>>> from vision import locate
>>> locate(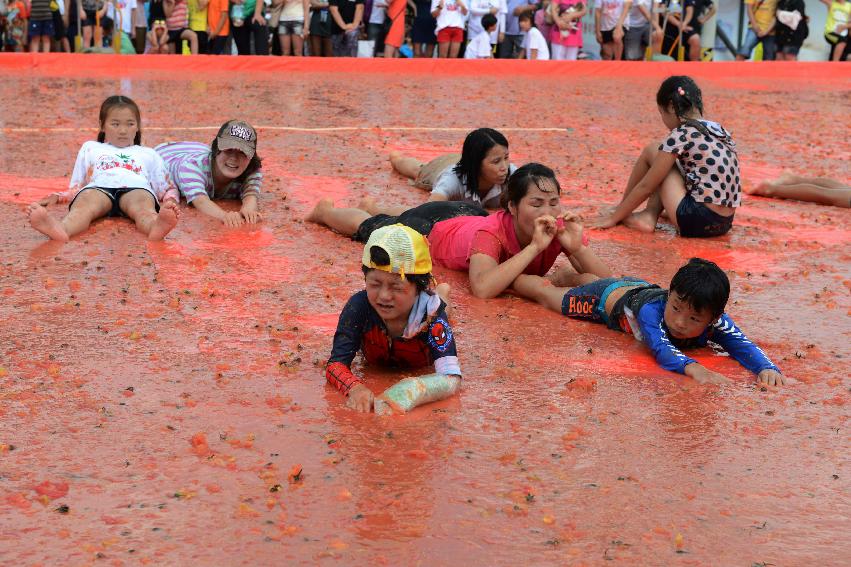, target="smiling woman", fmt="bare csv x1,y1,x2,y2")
156,119,264,227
